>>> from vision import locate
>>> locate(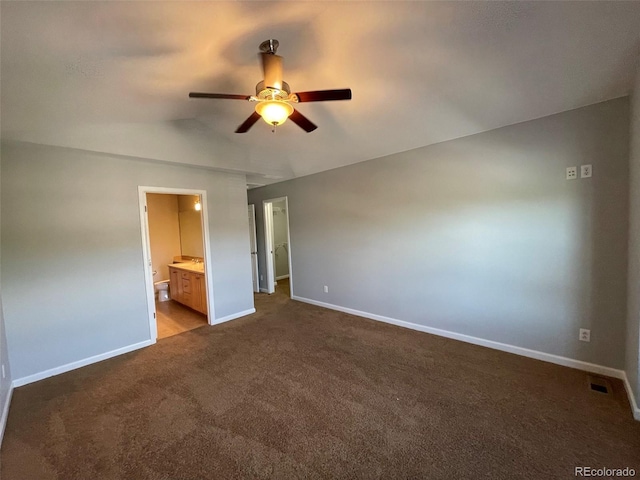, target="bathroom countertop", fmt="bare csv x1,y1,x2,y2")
169,262,205,273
